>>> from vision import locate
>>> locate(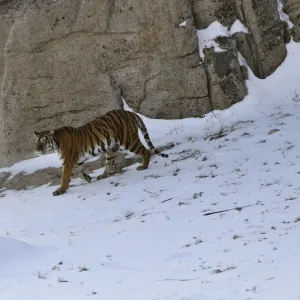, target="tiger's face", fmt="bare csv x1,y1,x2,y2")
34,130,56,155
